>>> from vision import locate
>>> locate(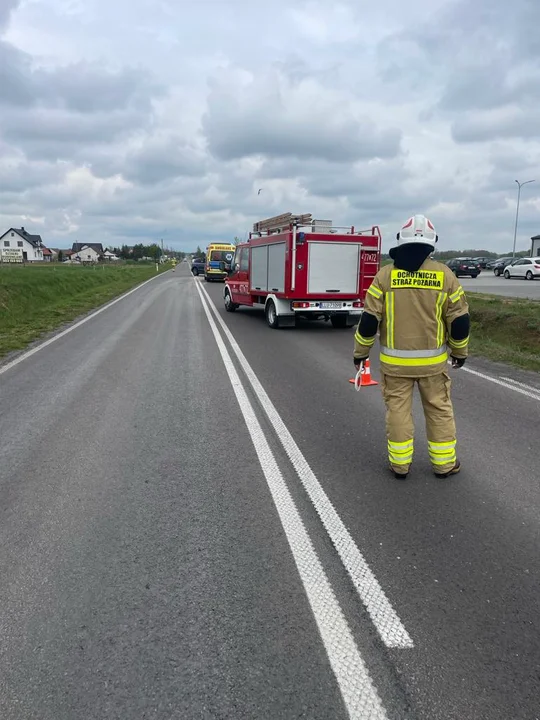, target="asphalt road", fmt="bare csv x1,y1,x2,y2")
459,273,540,299
1,263,539,720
